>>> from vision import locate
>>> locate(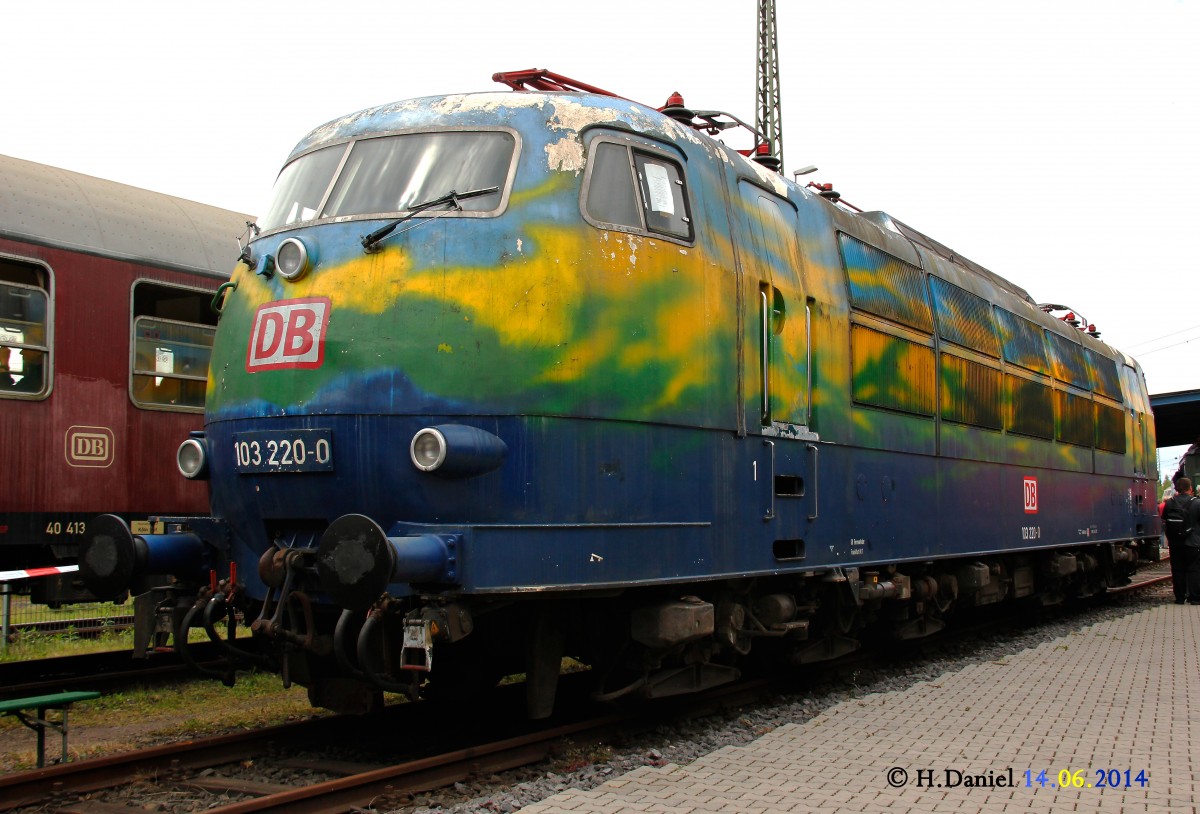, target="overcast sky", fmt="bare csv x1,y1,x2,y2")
4,1,1197,471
